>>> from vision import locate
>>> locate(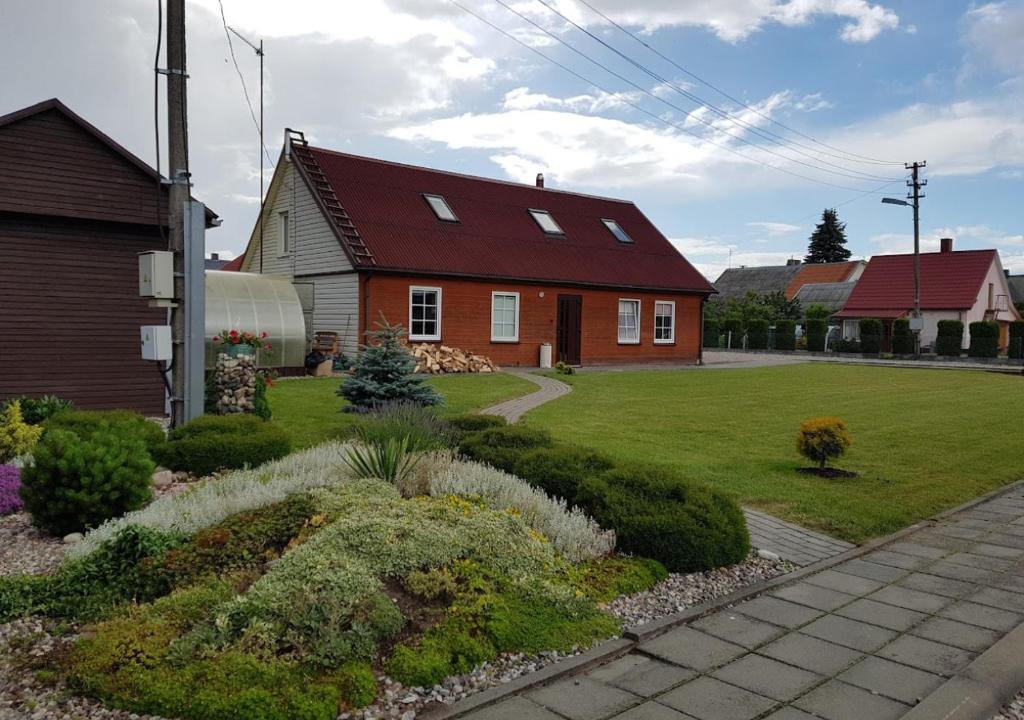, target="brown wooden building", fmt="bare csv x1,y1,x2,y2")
0,99,215,414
